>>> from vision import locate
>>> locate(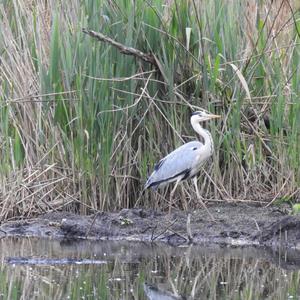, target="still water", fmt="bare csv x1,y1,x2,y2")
0,237,299,299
